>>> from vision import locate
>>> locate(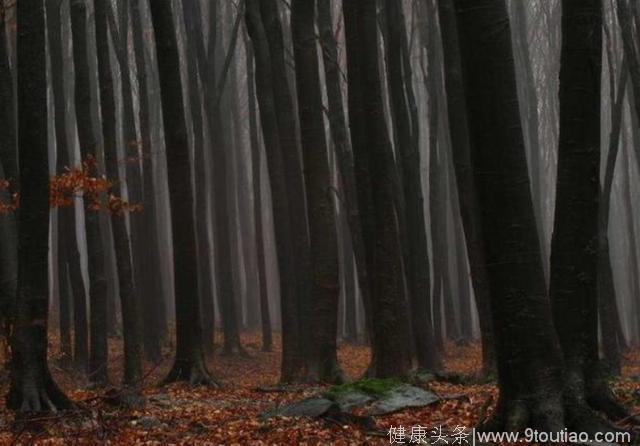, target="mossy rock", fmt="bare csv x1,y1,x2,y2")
326,378,403,399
